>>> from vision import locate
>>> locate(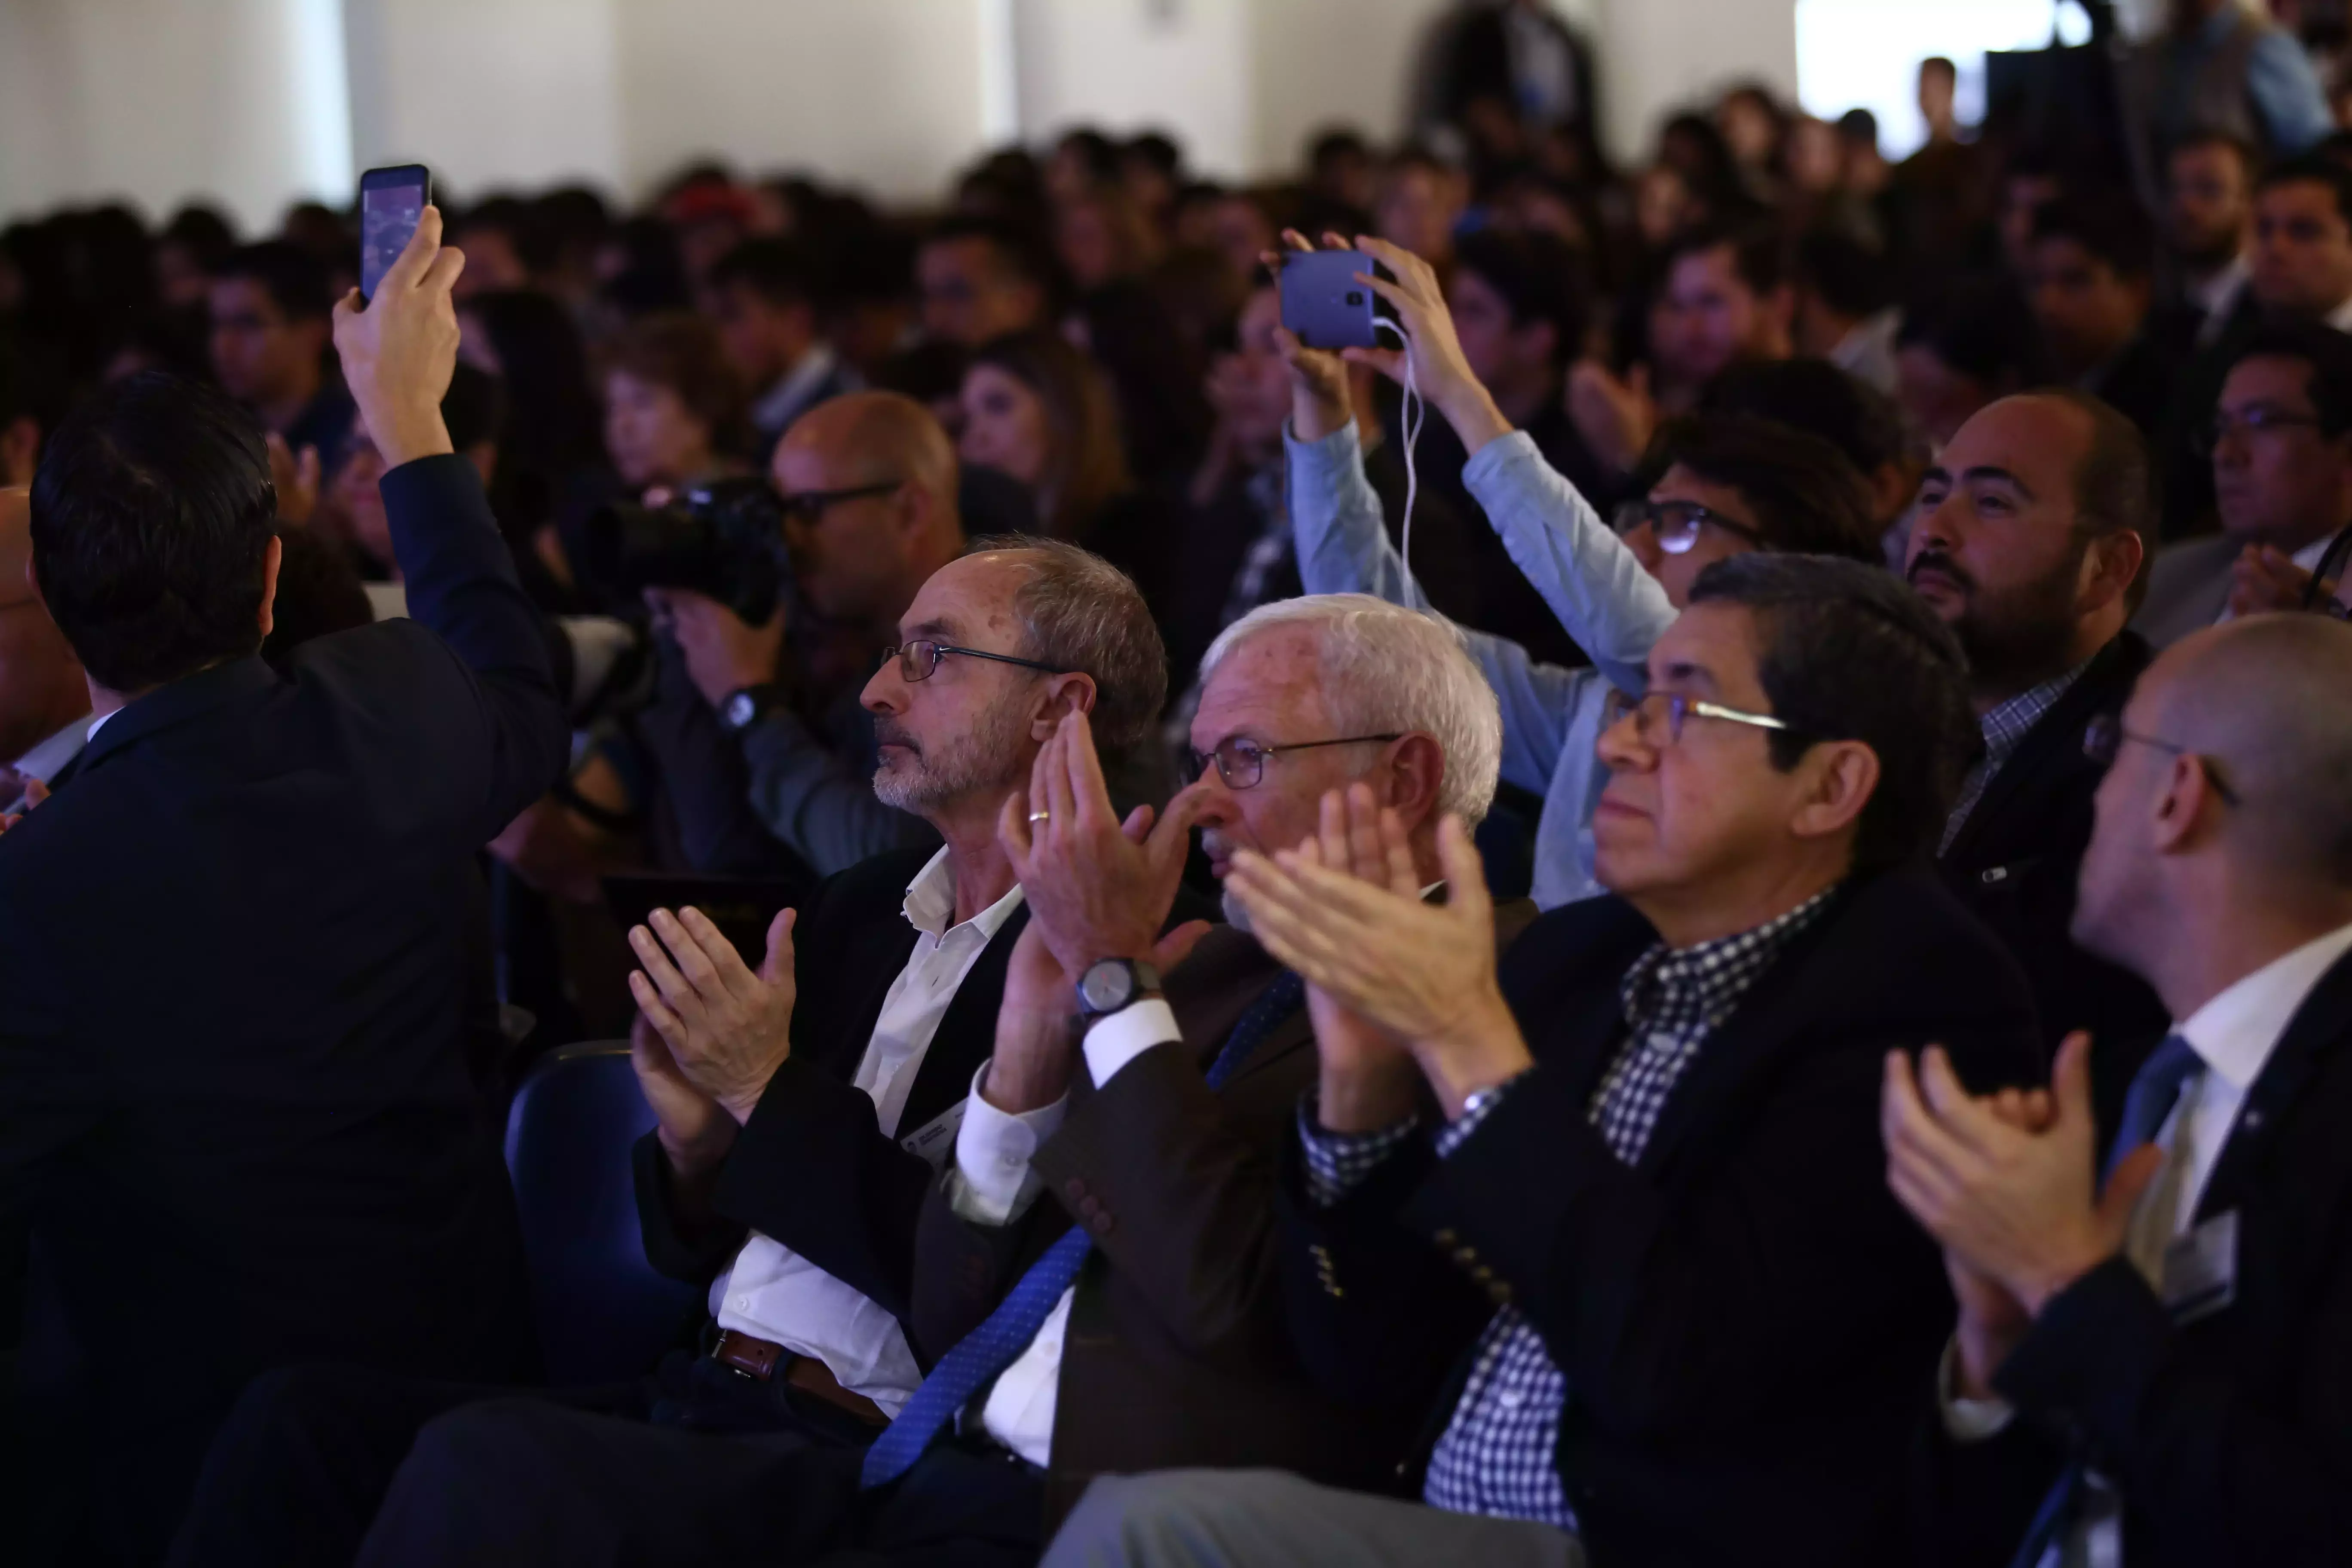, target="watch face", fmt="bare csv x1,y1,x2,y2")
1078,961,1131,1013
